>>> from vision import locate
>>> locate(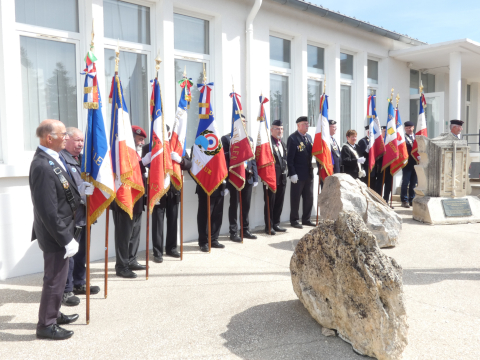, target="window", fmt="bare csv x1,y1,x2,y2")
411,70,435,94
174,14,209,54
367,59,378,85
270,74,289,134
421,73,435,93
340,85,352,137
467,84,471,102
270,36,291,69
104,49,148,133
307,80,323,127
410,70,419,95
174,13,211,149
15,0,79,32
307,45,324,74
340,53,353,80
104,0,151,44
